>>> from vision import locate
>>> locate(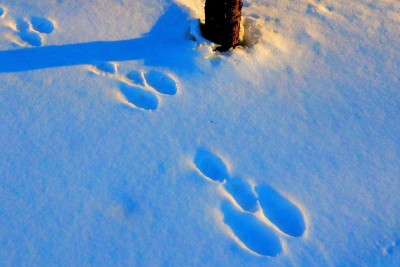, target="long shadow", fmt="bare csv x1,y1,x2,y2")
0,2,197,73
